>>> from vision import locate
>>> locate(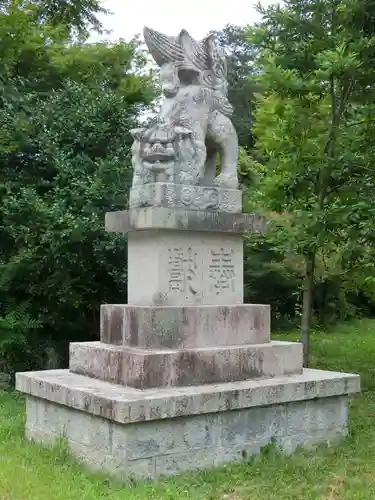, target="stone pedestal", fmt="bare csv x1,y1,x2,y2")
16,202,360,480
105,207,263,307
127,229,243,305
